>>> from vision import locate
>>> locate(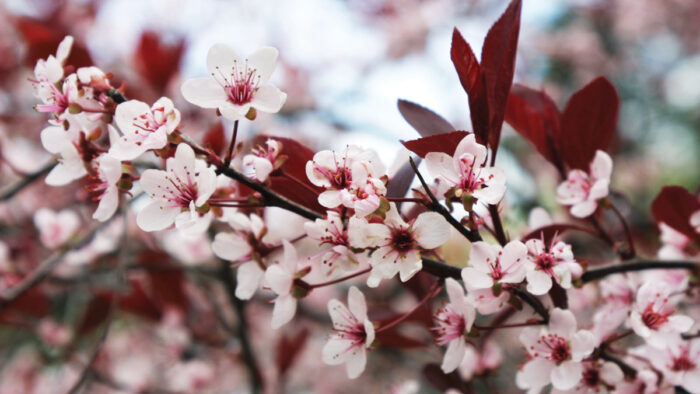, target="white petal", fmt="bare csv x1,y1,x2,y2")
461,267,493,290
93,187,119,222
139,169,171,197
570,330,596,360
45,160,86,186
318,190,342,208
345,348,367,379
235,262,264,300
251,85,286,114
181,78,227,109
445,277,466,309
114,100,151,132
425,152,459,185
40,126,72,154
517,359,554,389
526,270,552,295
570,200,597,218
590,150,613,181
270,294,297,329
247,46,278,84
265,264,293,295
136,201,179,232
206,43,241,76
599,362,624,384
218,102,250,121
413,212,450,249
347,287,368,322
441,337,467,373
212,232,251,261
280,239,298,274
454,134,486,166
549,308,577,338
398,251,422,282
322,338,353,366
327,299,352,328
550,361,582,390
